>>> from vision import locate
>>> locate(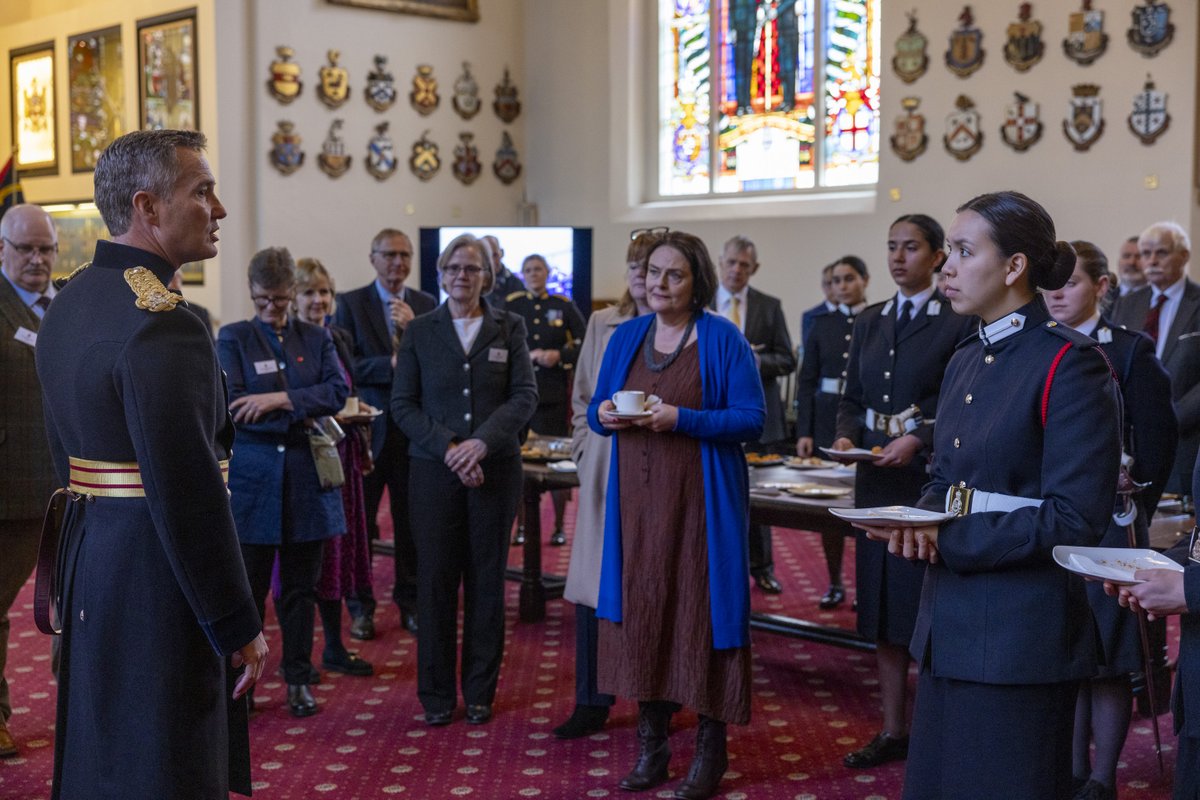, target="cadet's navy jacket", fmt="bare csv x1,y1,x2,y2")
795,308,856,448
912,298,1122,684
